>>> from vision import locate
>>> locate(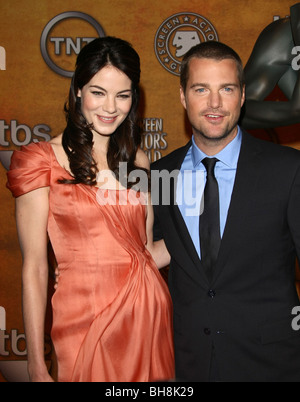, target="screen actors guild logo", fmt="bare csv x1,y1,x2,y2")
154,12,218,76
